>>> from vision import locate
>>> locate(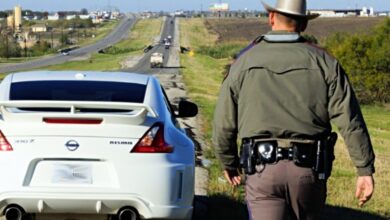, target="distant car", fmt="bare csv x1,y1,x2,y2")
167,35,172,43
143,45,153,53
61,51,69,56
164,41,171,49
0,71,198,220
